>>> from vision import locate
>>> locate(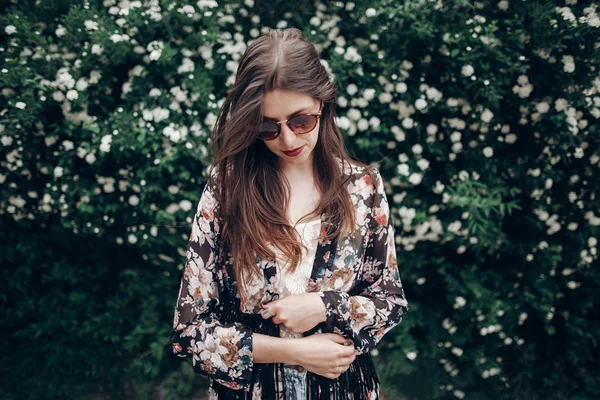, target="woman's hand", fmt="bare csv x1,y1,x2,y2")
291,333,356,379
260,292,326,333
